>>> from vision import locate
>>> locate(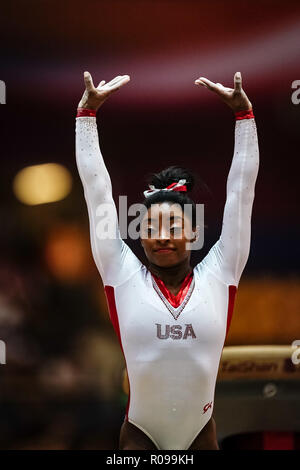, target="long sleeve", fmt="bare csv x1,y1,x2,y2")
200,114,259,287
75,116,142,287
